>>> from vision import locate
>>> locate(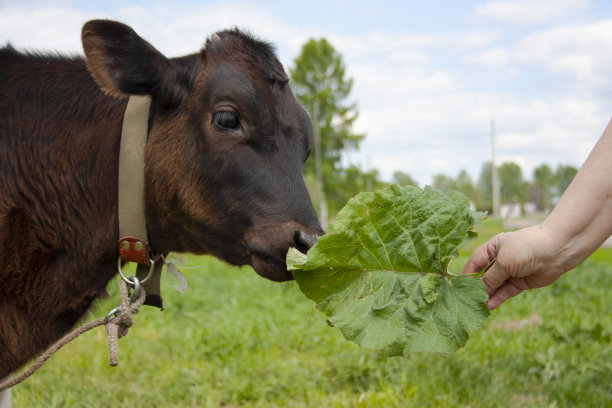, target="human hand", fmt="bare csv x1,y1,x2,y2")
462,225,567,309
